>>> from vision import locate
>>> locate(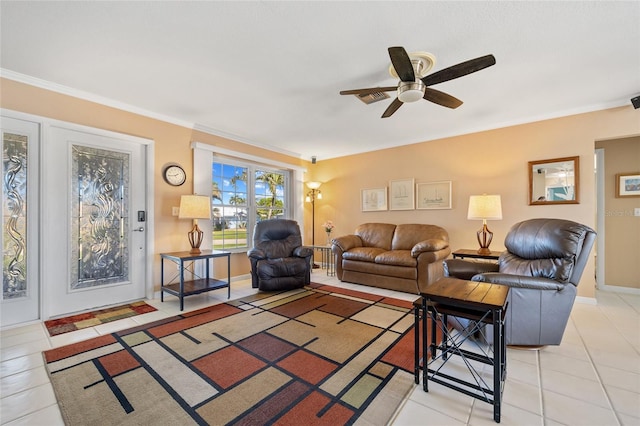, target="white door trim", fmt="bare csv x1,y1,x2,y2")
1,109,155,320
